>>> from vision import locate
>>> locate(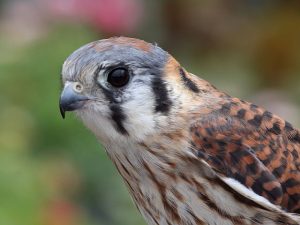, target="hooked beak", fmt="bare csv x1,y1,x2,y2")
59,82,90,119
